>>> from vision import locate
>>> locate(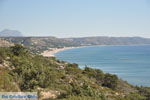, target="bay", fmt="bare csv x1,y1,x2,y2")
55,45,150,86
